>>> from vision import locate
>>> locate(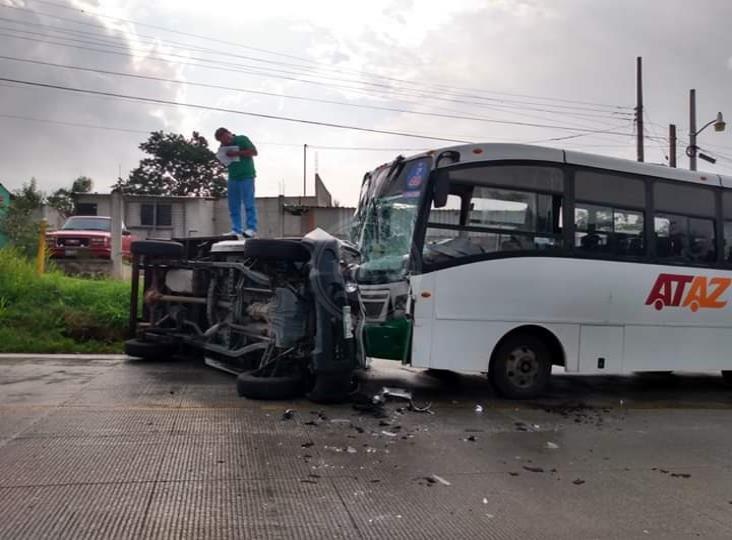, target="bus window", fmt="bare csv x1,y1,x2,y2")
574,204,644,256
422,165,563,266
725,222,732,262
655,214,716,263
